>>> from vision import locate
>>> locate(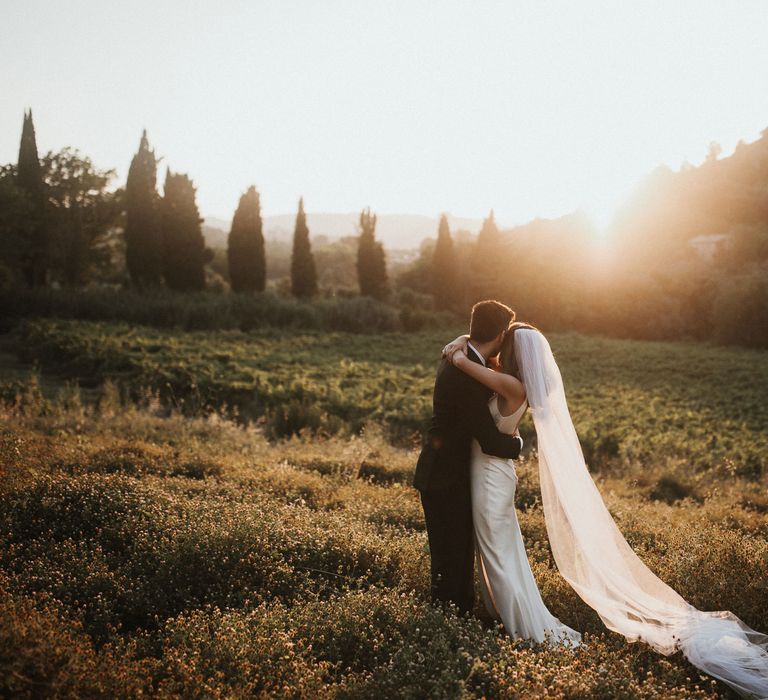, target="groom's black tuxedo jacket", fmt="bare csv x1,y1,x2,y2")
413,347,522,492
